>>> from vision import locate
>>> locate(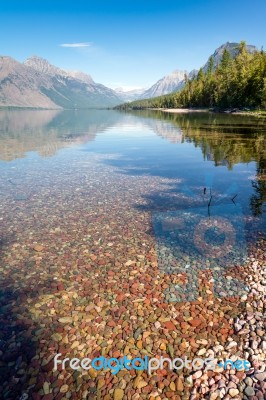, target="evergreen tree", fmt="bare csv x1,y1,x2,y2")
116,42,266,111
